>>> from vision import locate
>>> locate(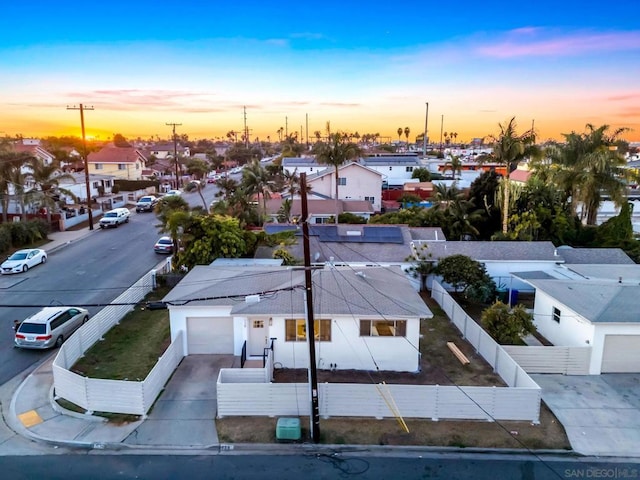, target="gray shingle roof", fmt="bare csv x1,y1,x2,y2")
162,265,432,318
564,264,640,282
421,241,559,261
526,279,640,323
556,246,635,264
